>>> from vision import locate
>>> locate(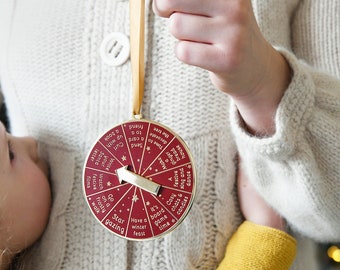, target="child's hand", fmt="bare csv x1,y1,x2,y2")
153,0,291,134
238,158,286,231
153,0,266,95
